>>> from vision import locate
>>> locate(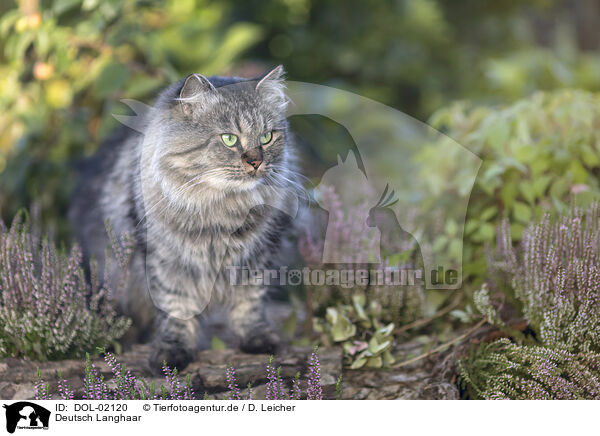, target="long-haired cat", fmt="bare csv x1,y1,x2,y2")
69,65,298,372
